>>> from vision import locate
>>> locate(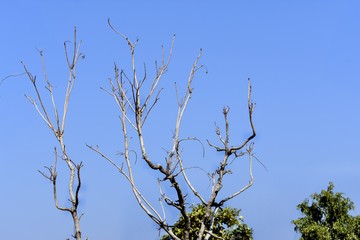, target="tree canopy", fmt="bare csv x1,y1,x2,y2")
161,204,253,240
292,182,360,240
